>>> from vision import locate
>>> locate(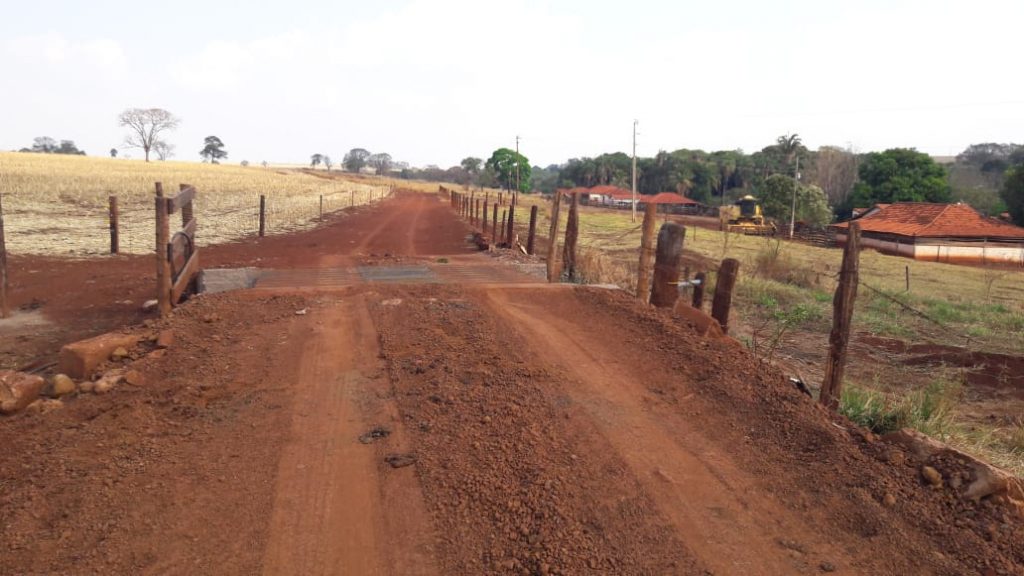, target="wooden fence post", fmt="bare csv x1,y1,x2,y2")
546,191,564,282
320,195,324,222
692,271,706,310
500,209,507,244
563,193,580,280
820,223,861,410
506,201,516,247
492,203,499,243
636,201,658,301
154,183,171,317
711,258,740,333
650,222,686,307
0,192,9,319
259,194,267,237
527,205,539,255
483,200,489,235
108,195,120,255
